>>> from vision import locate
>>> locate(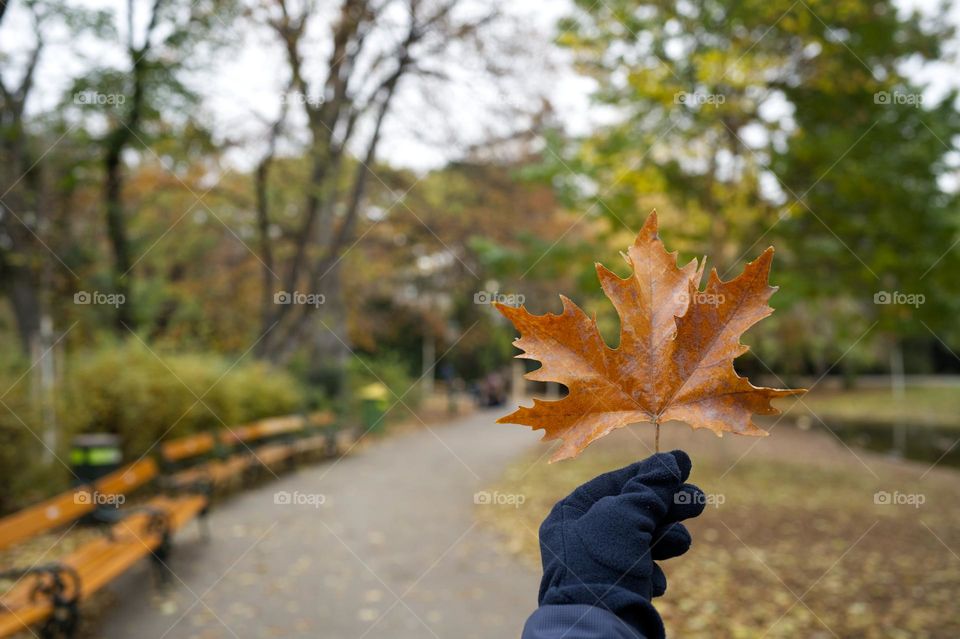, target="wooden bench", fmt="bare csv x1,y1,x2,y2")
228,414,304,471
160,411,337,493
0,459,206,638
238,412,336,467
294,412,338,456
158,431,233,494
